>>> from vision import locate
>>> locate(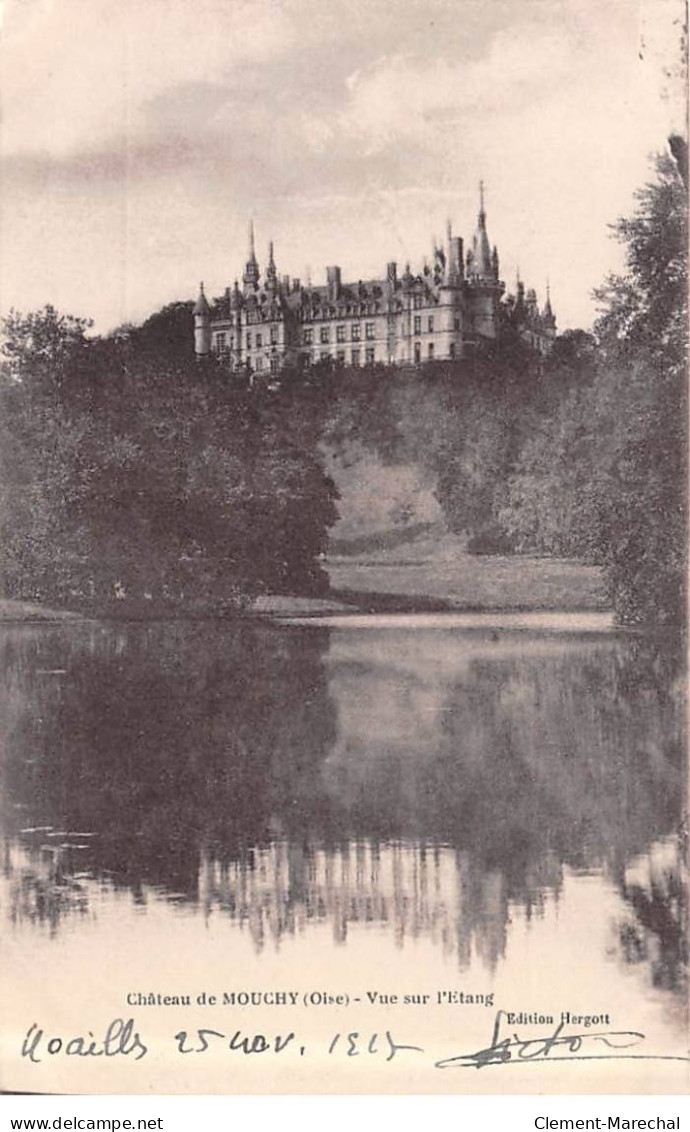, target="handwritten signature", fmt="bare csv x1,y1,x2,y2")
434,1011,688,1070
